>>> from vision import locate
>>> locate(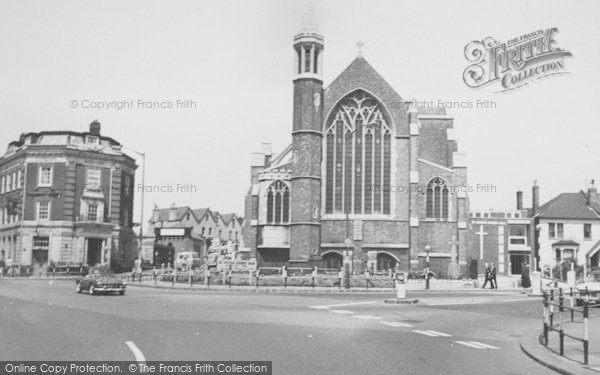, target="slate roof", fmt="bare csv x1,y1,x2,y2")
537,192,600,220
154,206,190,222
